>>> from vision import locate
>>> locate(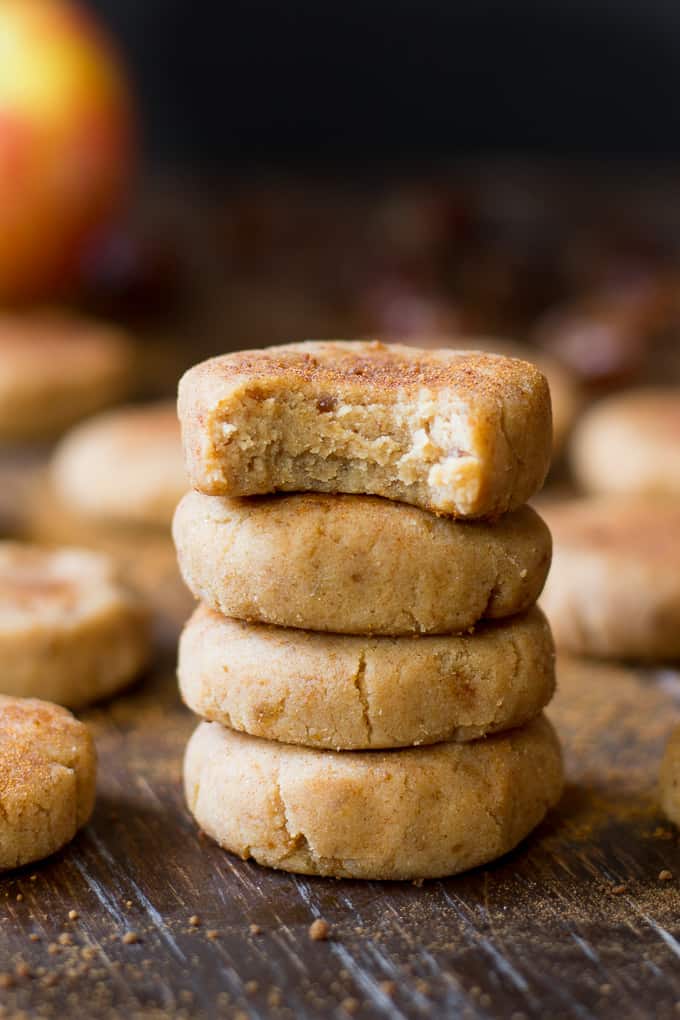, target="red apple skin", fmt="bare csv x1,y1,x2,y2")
0,0,135,301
